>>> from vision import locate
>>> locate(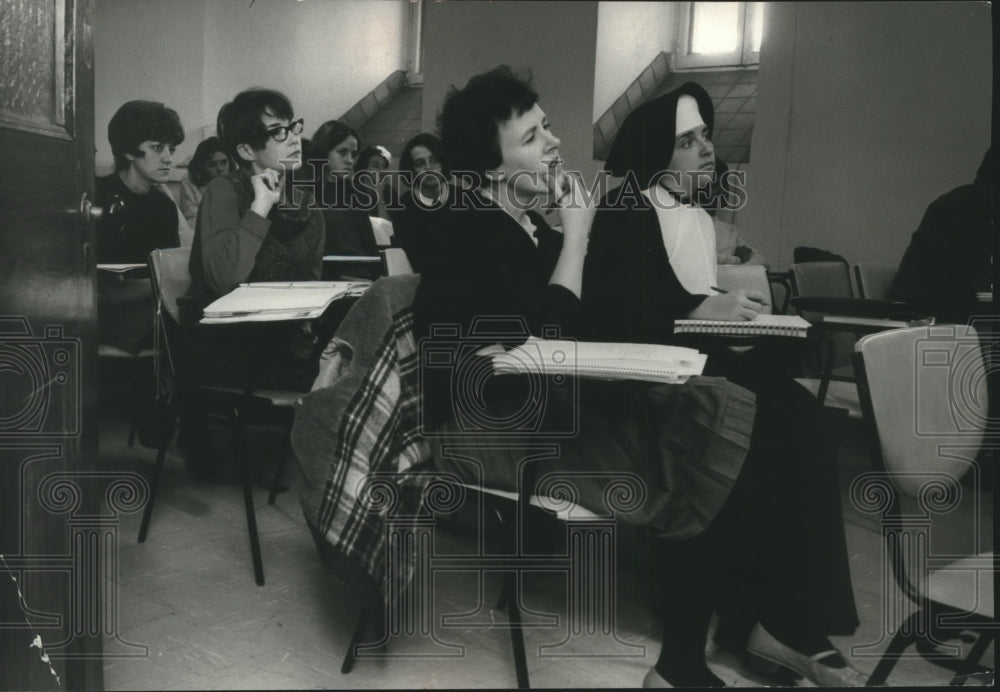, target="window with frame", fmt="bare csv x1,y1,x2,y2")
675,2,763,70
